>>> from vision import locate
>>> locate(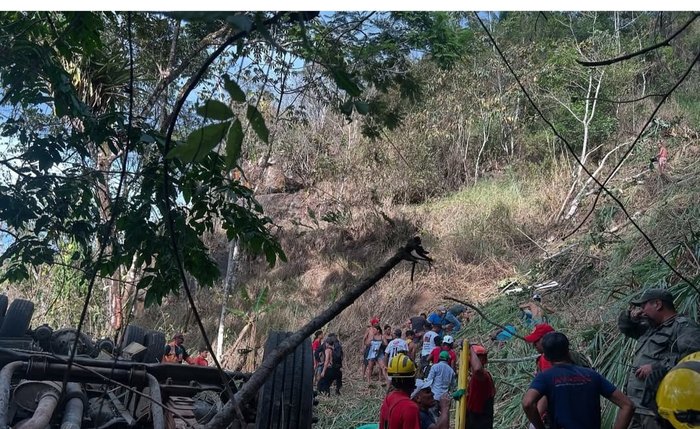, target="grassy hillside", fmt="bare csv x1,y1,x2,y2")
310,140,700,428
